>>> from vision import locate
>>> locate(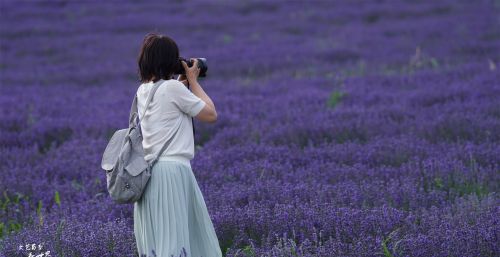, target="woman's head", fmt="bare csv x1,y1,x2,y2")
137,33,179,83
